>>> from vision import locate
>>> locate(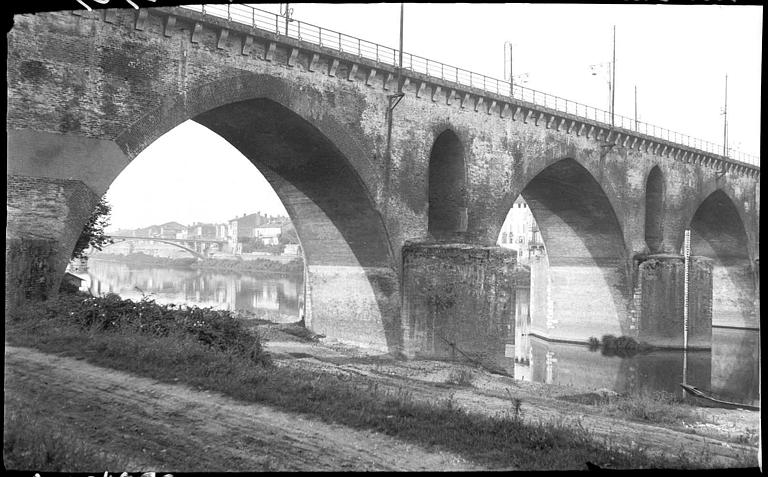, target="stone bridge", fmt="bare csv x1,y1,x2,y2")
6,6,759,357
